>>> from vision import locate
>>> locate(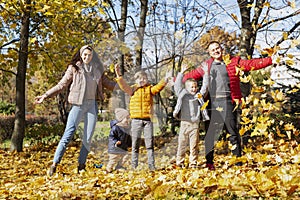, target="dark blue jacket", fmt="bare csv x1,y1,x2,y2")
108,120,131,154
